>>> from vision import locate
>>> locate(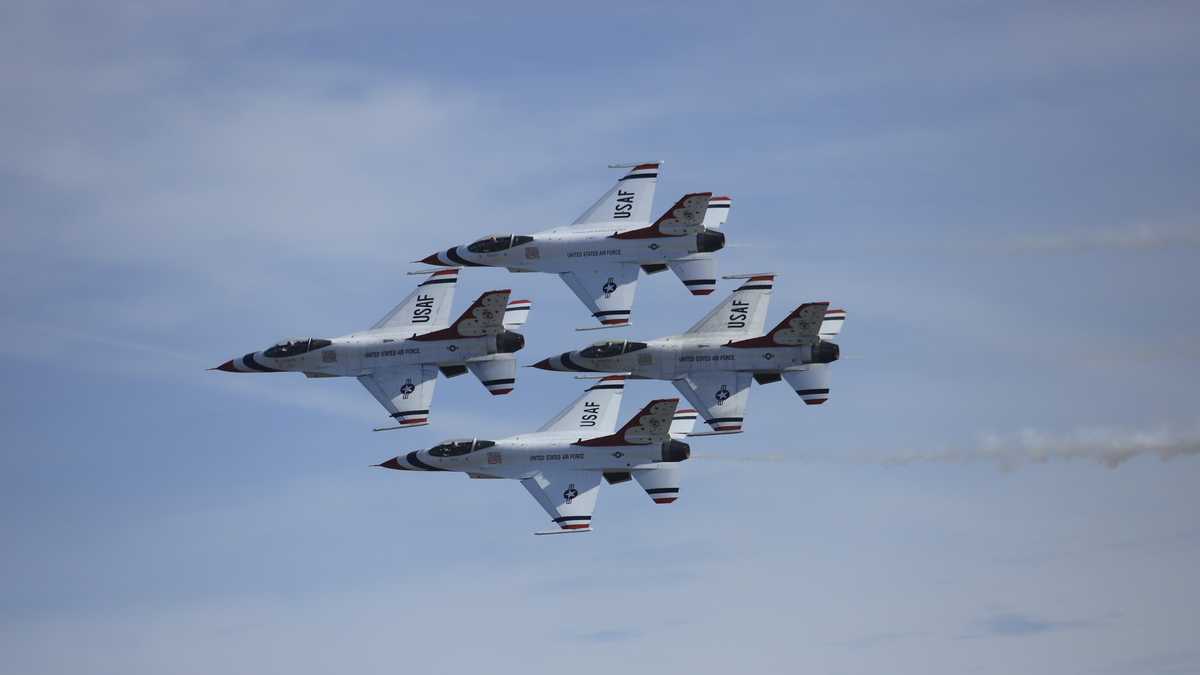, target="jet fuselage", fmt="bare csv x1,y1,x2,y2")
379,432,690,478
216,328,524,377
534,334,839,379
421,225,725,273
